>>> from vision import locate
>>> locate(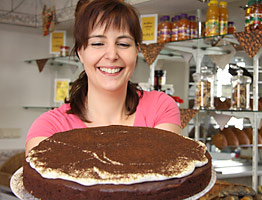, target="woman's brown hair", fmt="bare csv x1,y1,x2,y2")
66,0,143,122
